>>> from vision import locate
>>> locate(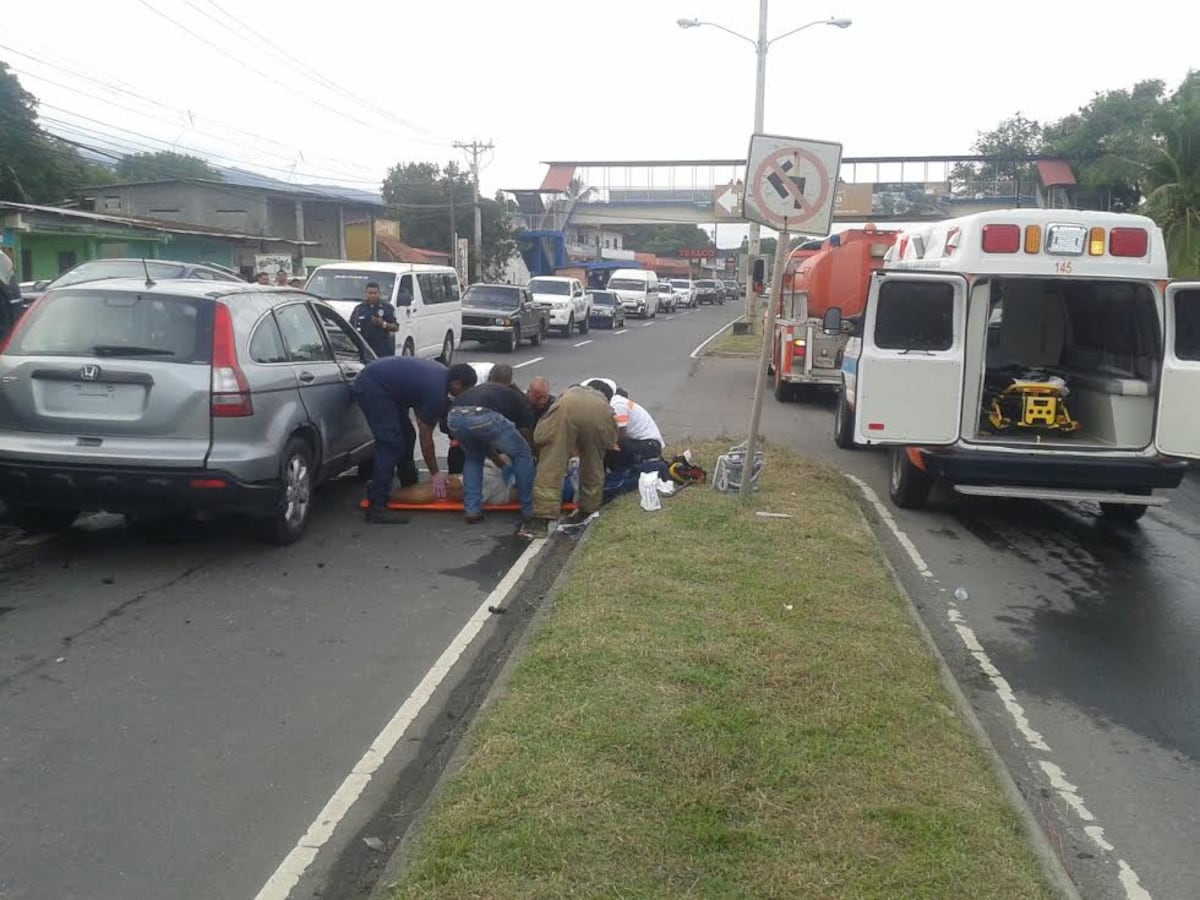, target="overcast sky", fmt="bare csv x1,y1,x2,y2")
4,0,1198,247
